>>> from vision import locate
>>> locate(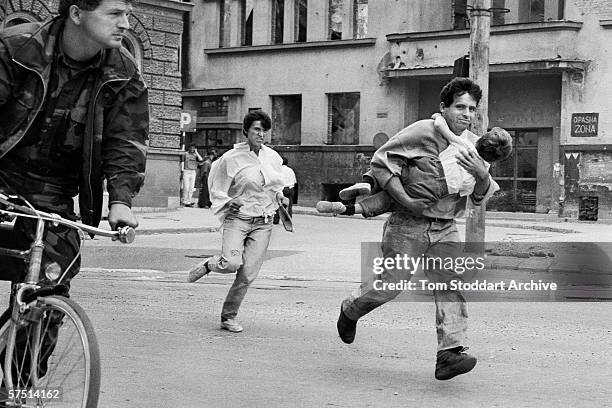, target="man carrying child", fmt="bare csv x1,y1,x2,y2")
326,77,511,381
